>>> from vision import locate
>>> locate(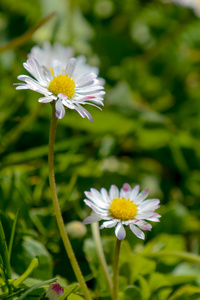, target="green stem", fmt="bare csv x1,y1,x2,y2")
48,104,92,300
91,223,113,299
113,239,121,300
